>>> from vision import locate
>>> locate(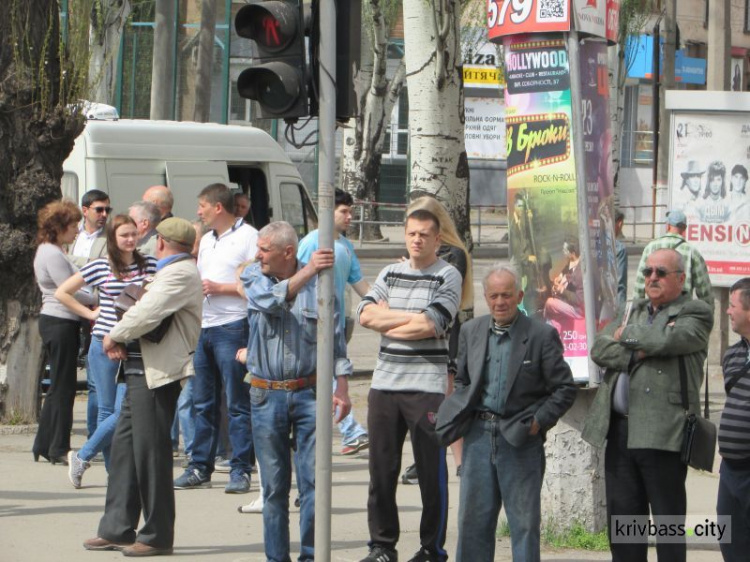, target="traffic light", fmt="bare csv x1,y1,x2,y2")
235,0,309,120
